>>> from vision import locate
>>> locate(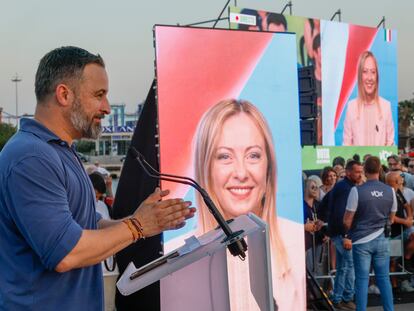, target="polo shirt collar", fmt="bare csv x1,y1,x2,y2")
20,118,68,145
